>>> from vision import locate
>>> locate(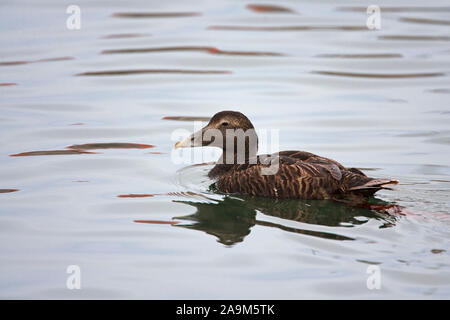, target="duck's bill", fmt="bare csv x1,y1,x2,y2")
174,136,192,149
174,130,203,149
